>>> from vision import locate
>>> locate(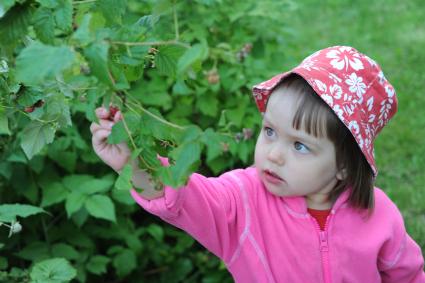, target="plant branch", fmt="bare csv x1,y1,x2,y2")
72,0,97,4
123,93,185,131
111,40,190,49
173,1,179,41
